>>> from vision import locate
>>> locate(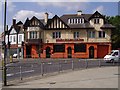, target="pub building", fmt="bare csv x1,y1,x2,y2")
23,10,115,58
